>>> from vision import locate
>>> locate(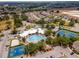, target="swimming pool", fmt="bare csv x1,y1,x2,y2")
26,34,46,43
8,45,25,58
56,30,77,38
